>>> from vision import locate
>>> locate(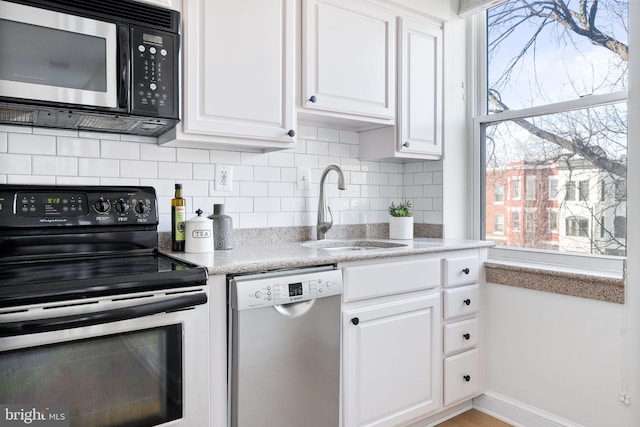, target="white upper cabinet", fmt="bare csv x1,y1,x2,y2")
397,16,443,157
301,0,396,124
158,0,296,151
360,14,443,161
